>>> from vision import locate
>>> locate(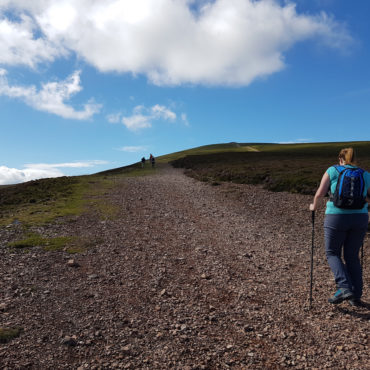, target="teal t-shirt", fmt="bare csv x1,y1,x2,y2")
325,165,370,214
